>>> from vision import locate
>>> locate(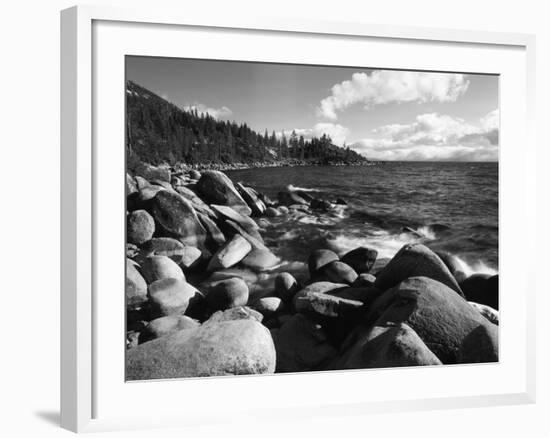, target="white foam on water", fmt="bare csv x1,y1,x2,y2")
416,225,436,240
454,256,498,276
327,231,417,259
280,229,300,241
287,184,320,192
